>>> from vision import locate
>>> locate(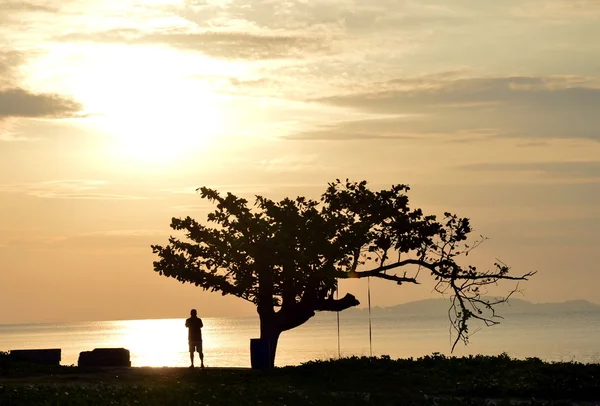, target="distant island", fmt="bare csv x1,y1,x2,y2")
344,298,600,317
